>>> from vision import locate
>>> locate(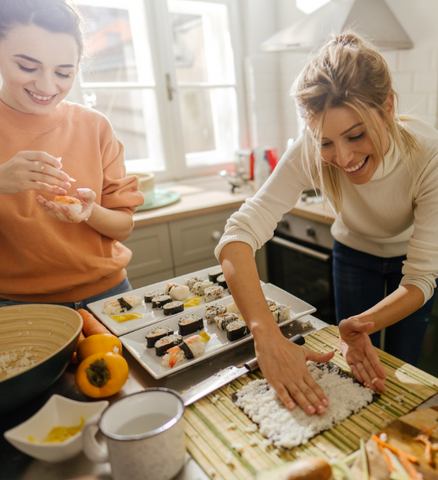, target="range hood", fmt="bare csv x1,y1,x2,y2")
261,0,413,52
